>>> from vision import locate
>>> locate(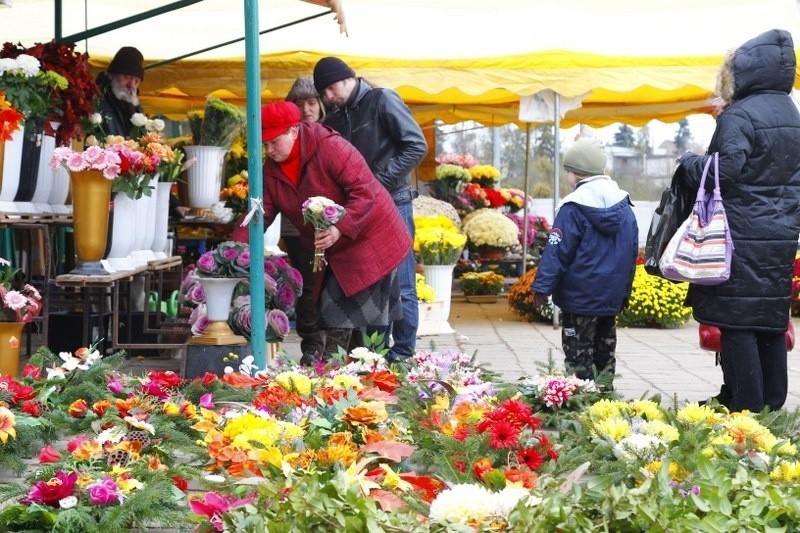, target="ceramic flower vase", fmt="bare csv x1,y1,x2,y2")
184,145,226,215
140,174,160,255
188,277,247,346
48,161,71,215
31,120,59,212
0,321,24,377
69,169,112,276
14,116,46,212
105,192,137,271
422,264,456,334
151,181,174,257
